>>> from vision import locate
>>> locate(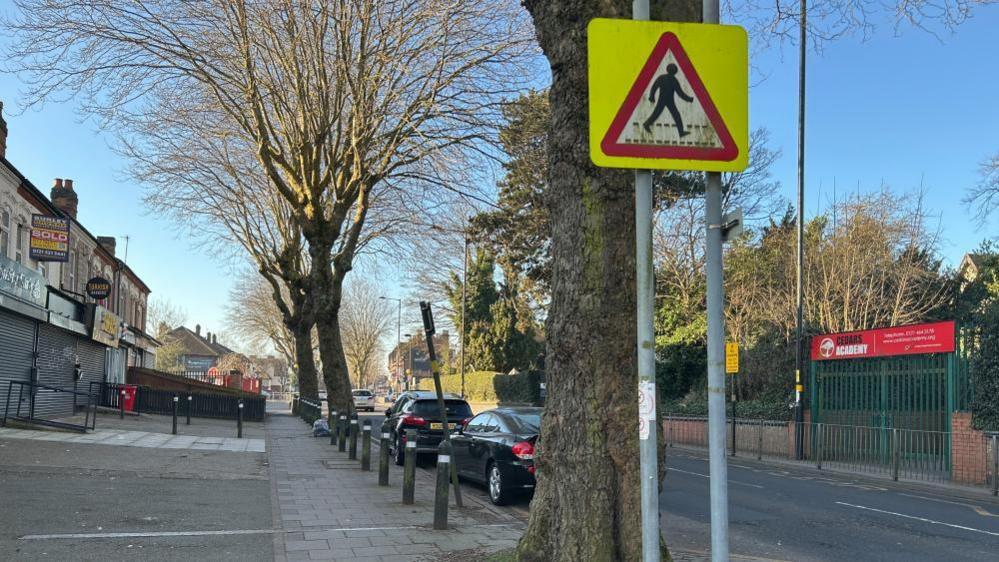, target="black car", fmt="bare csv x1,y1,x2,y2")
451,407,541,505
384,391,473,466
